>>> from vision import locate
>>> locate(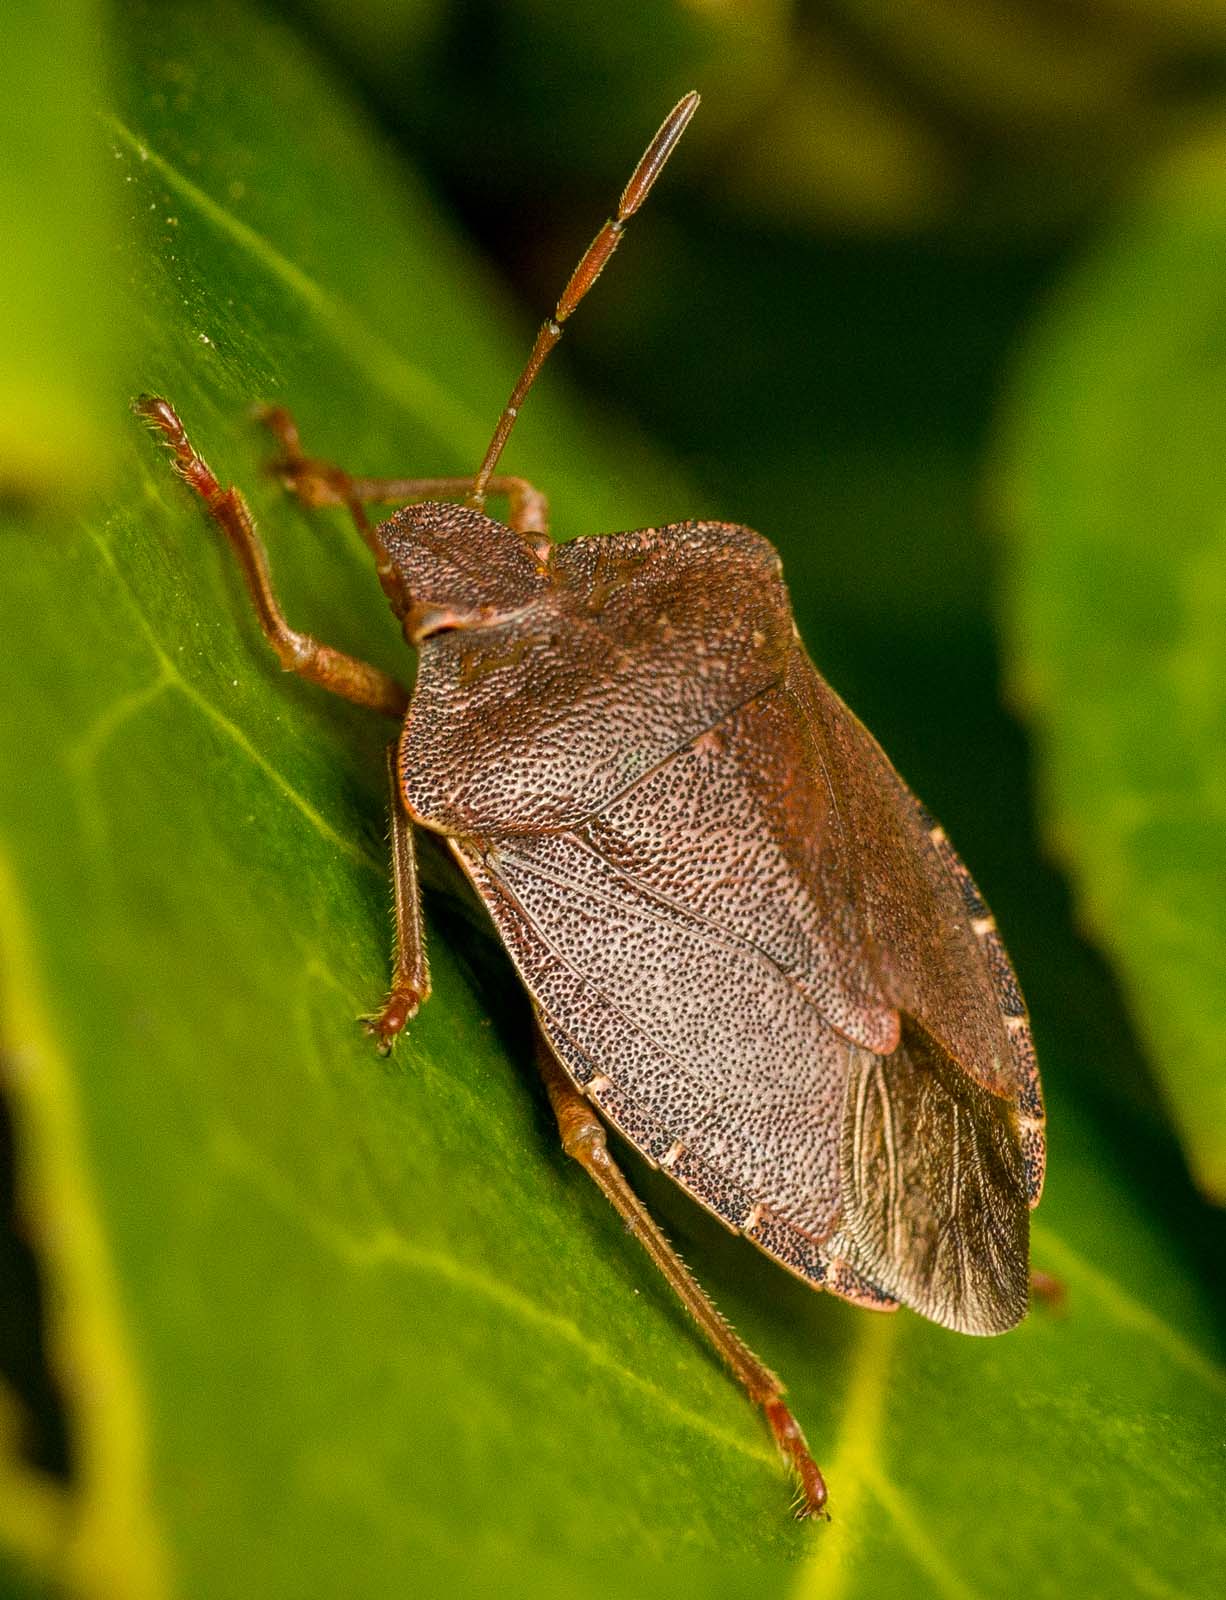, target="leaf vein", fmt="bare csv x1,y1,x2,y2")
65,665,177,774
794,1313,896,1598
84,521,383,875
0,849,171,1599
863,1467,985,1600
104,114,489,457
210,1124,778,1471
1032,1224,1225,1394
